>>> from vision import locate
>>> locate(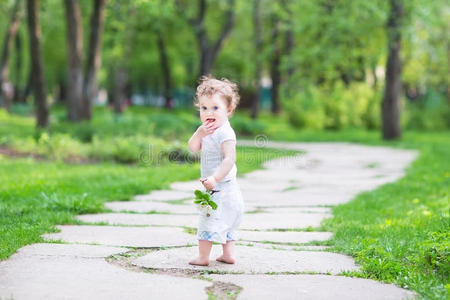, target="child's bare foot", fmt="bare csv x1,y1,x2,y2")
189,257,209,266
216,255,235,264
